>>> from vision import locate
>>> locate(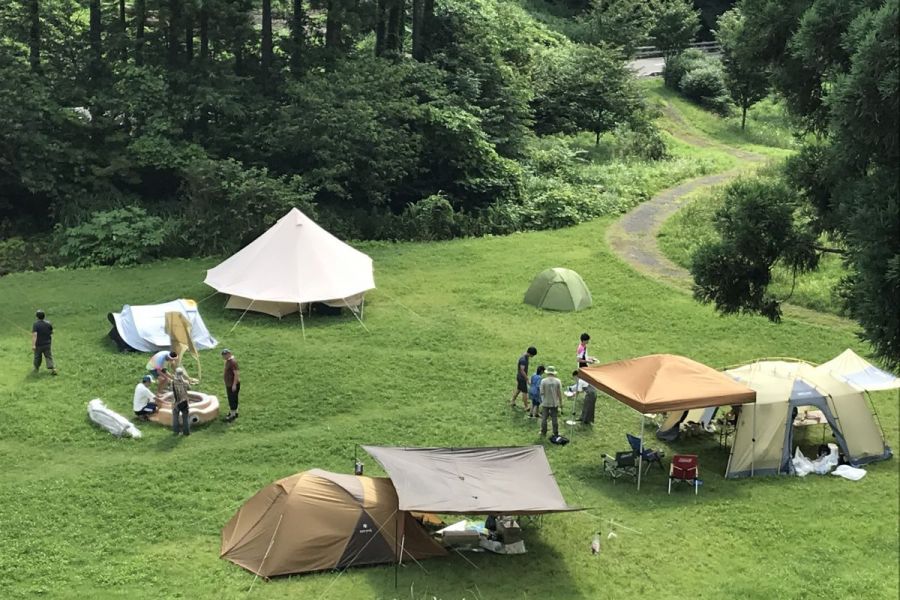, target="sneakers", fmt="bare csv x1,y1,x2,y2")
224,413,239,423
